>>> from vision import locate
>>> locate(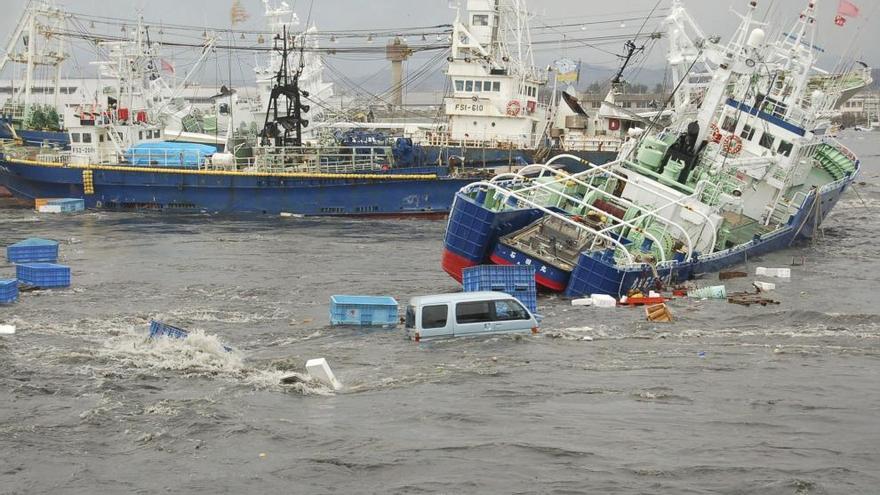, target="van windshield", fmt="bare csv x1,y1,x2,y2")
404,305,415,328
